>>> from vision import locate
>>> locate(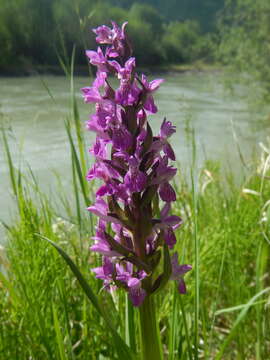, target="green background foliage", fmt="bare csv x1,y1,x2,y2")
0,0,225,72
217,0,270,100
